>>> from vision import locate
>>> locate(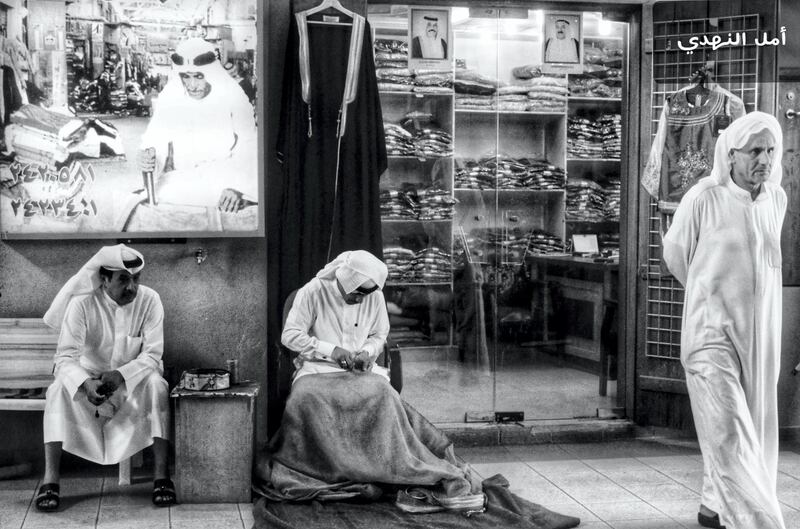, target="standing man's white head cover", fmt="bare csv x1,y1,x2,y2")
43,244,145,329
315,250,388,294
711,110,783,187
